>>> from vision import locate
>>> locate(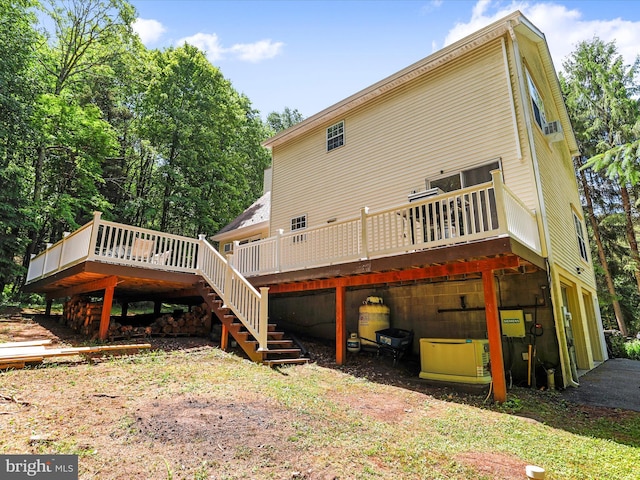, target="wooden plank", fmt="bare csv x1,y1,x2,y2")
0,340,52,348
483,269,506,403
0,344,151,362
0,346,47,358
0,361,29,370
